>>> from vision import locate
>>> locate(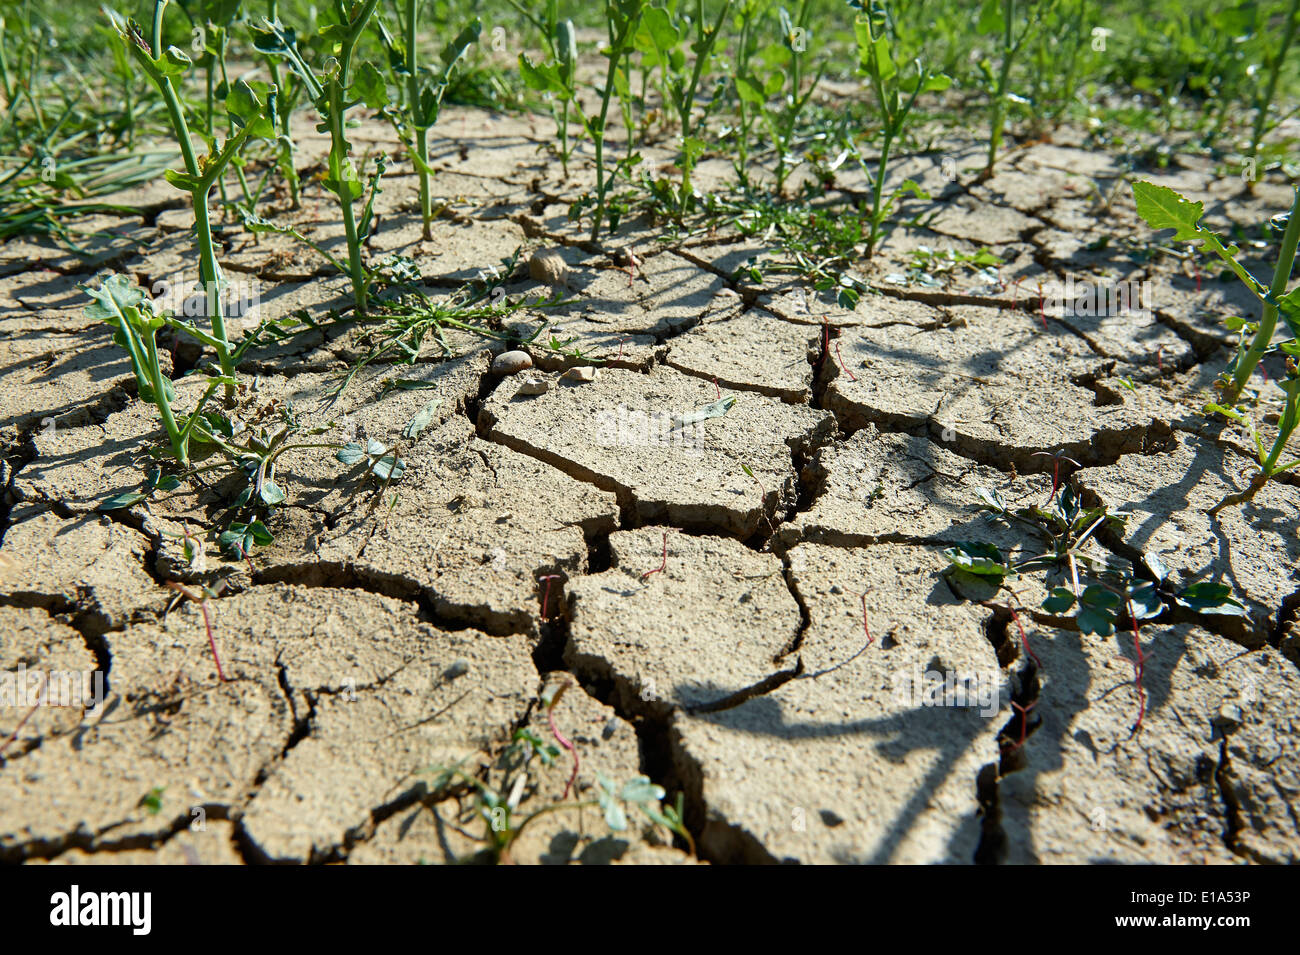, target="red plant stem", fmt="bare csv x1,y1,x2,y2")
1038,282,1047,330
231,538,255,576
641,532,668,580
834,340,857,381
538,574,562,618
0,672,47,758
547,691,579,800
860,594,873,647
1156,346,1164,376
166,581,227,682
1008,605,1041,669
1194,259,1202,292
1123,599,1148,733
714,377,721,399
1007,699,1037,750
